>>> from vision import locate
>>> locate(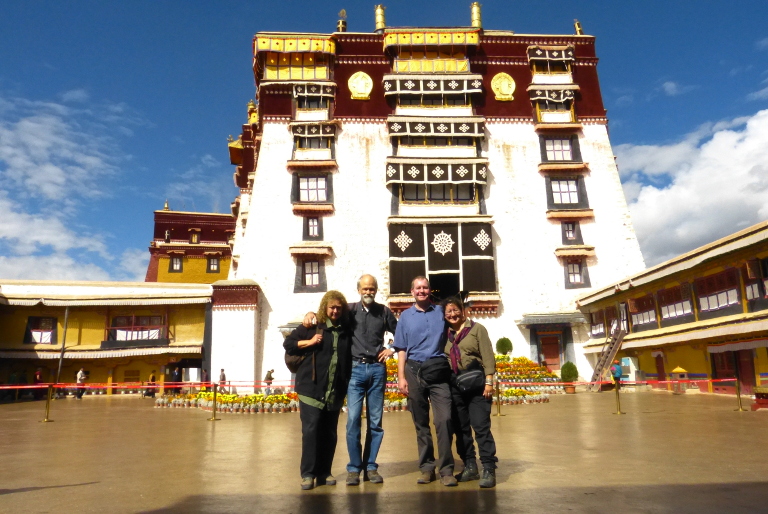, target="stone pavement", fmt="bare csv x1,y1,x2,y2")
1,391,766,513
